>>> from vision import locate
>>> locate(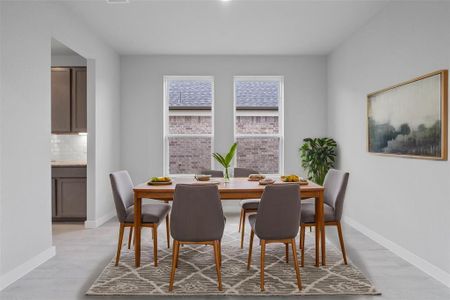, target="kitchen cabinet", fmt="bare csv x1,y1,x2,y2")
52,166,87,222
51,67,87,133
51,68,71,133
71,68,87,132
